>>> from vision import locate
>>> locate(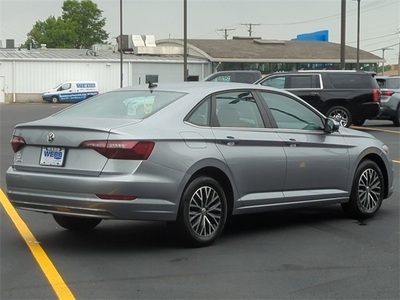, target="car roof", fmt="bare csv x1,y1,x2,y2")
116,81,272,94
